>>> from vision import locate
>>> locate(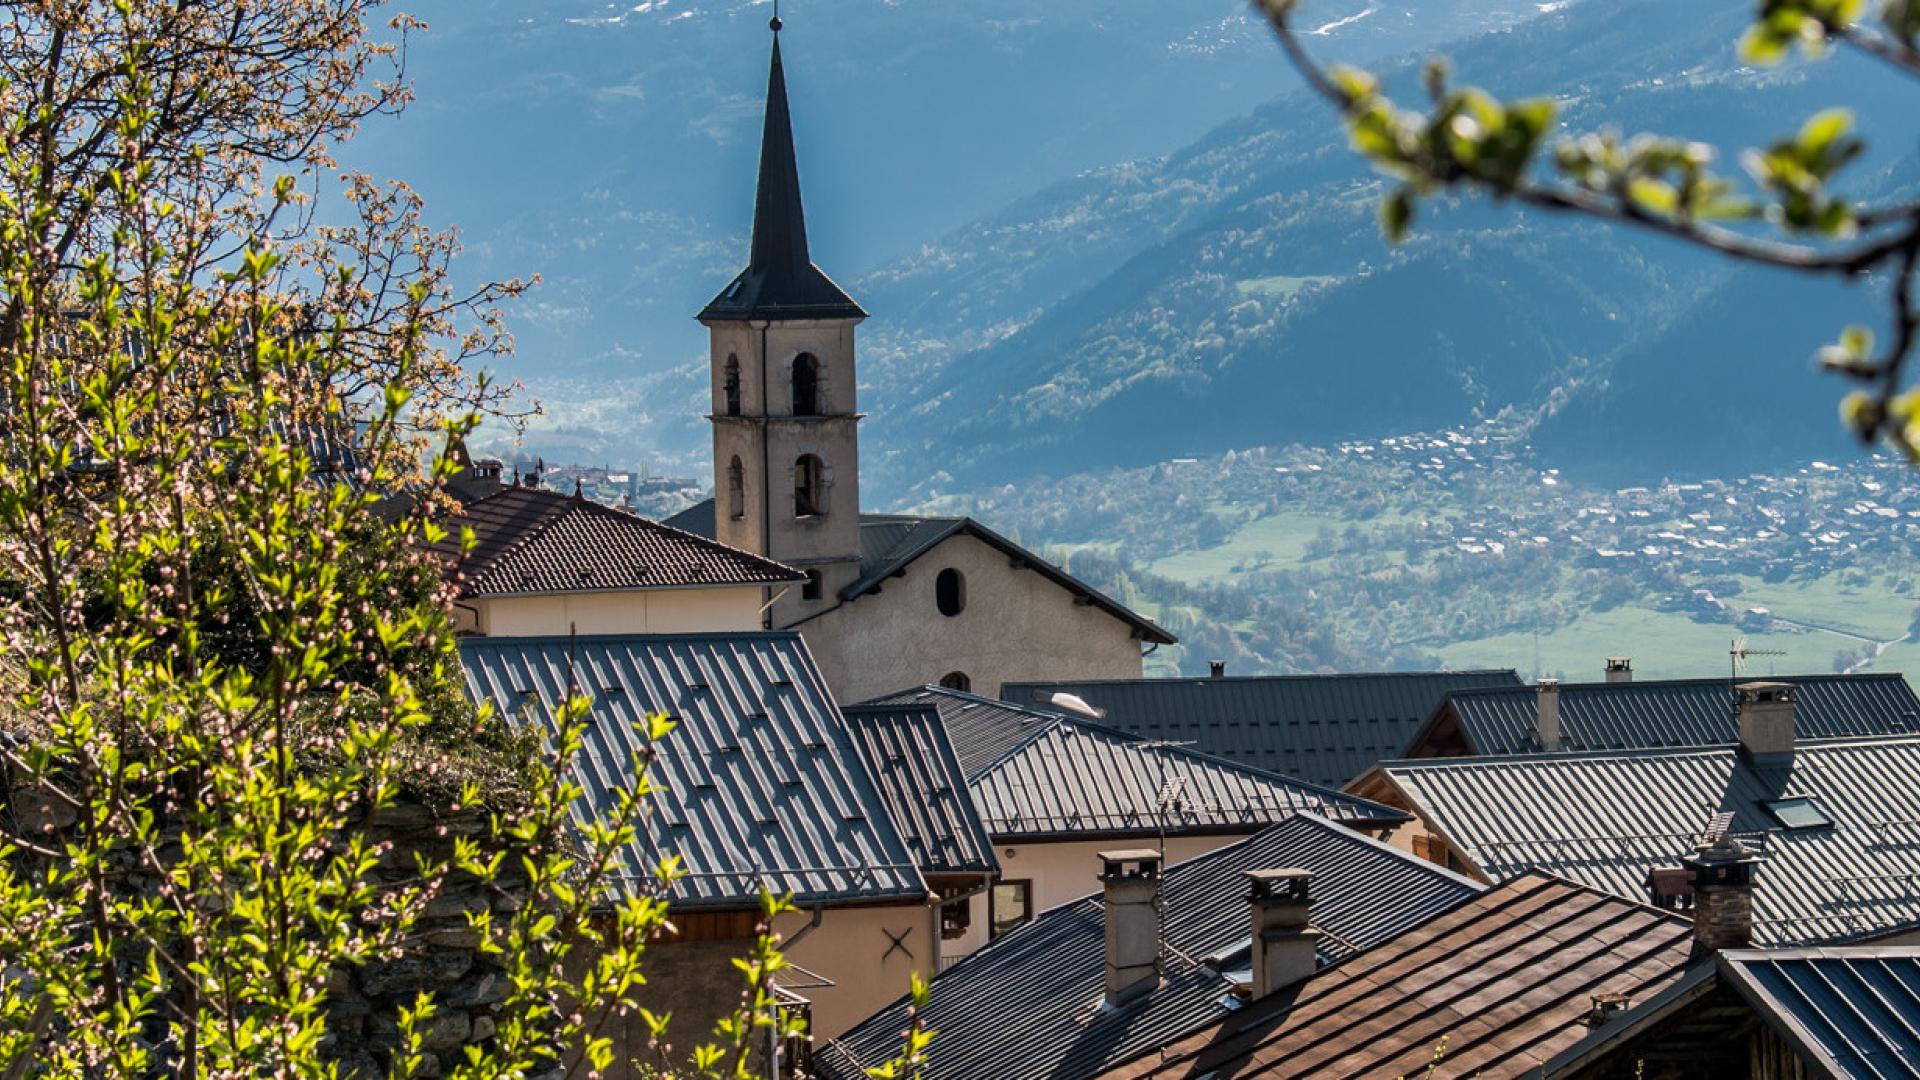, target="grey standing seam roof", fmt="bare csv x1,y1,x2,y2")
1003,670,1523,788
839,703,999,877
1718,948,1920,1080
1437,673,1920,755
863,686,1063,778
459,633,925,910
812,814,1484,1080
865,686,1407,837
1378,736,1920,946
